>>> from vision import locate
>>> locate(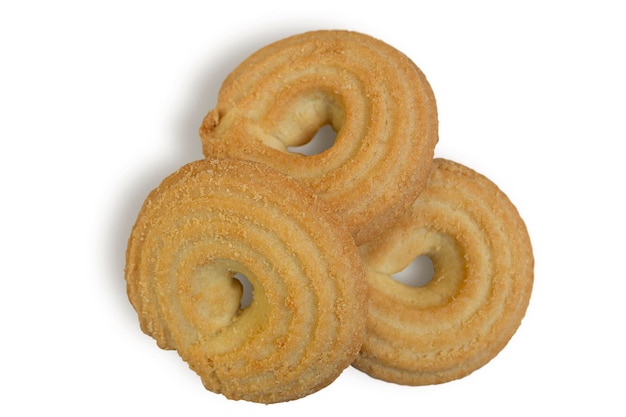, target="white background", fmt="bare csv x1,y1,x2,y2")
2,1,624,415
